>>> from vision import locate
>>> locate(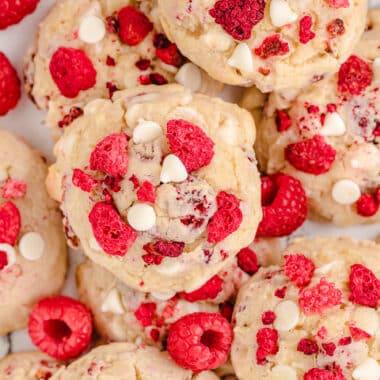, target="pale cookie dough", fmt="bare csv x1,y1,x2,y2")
157,0,367,92
0,131,67,335
47,84,261,293
0,351,64,379
51,342,219,379
232,237,380,380
25,0,222,137
255,10,380,226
